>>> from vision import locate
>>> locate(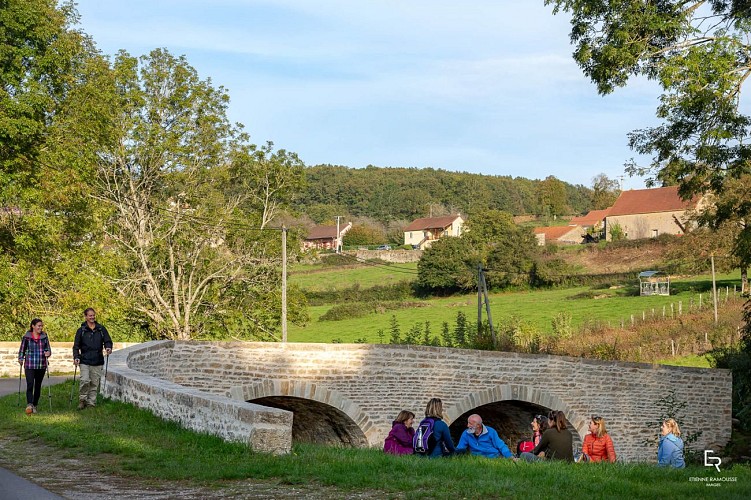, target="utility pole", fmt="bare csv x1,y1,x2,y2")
335,216,343,253
282,226,287,343
711,254,718,327
477,264,496,348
